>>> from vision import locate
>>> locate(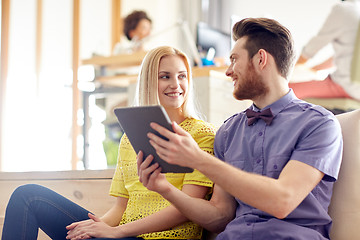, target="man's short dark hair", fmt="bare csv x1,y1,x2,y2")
123,10,152,40
232,18,296,79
